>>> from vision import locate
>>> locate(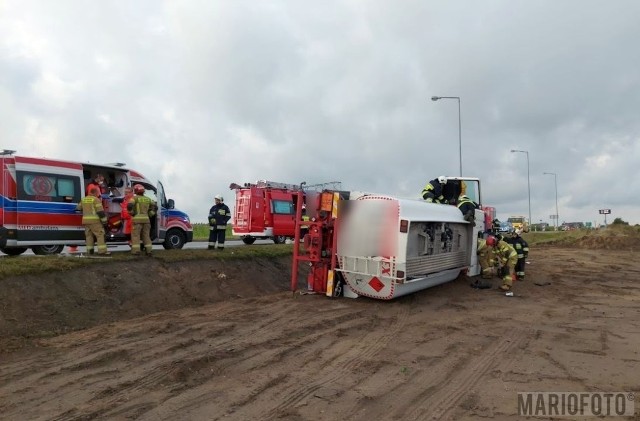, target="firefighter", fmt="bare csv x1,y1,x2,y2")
120,186,134,245
505,229,529,280
491,218,501,235
76,187,110,255
208,195,231,250
457,194,479,226
477,236,497,279
421,176,448,203
127,184,157,256
491,235,518,291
